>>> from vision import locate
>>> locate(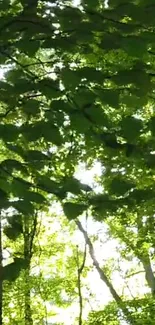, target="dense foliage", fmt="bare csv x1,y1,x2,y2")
0,0,155,324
